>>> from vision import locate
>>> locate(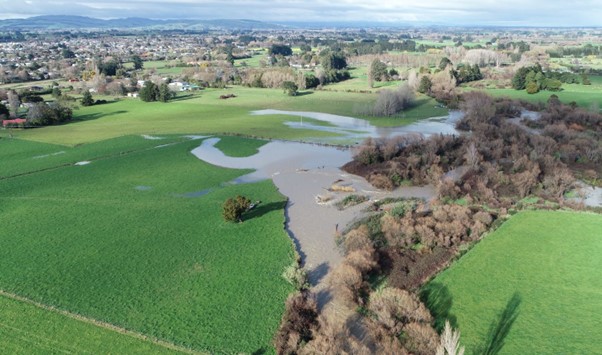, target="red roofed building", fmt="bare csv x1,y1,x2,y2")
2,119,27,127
